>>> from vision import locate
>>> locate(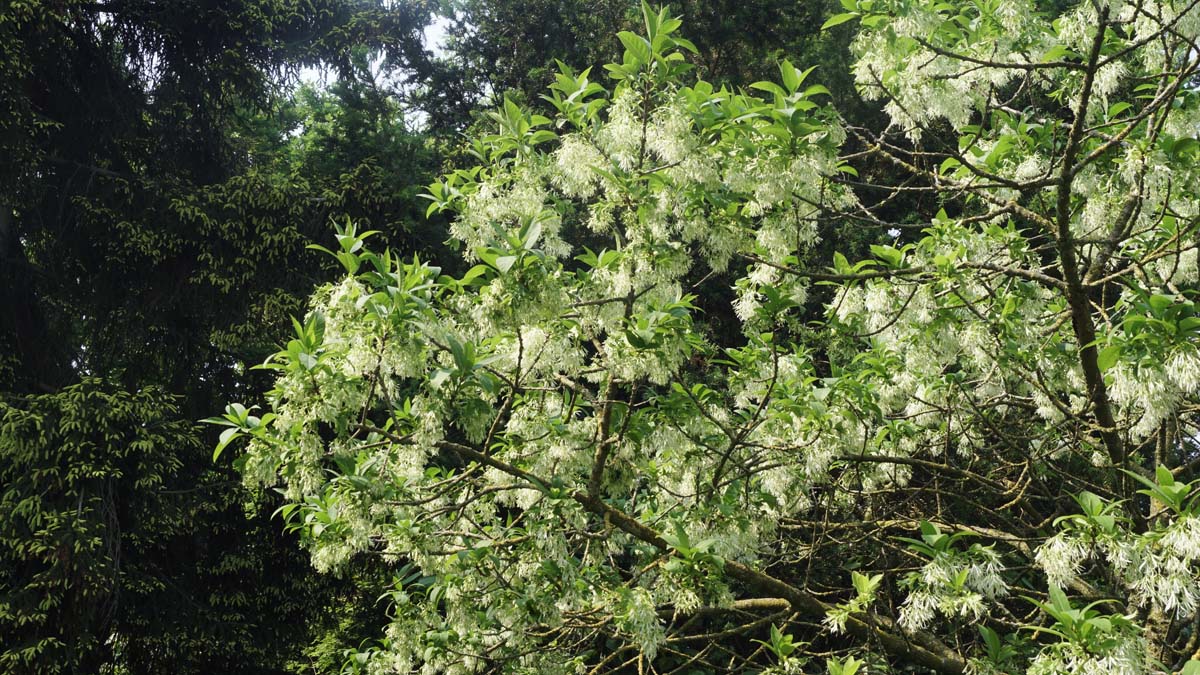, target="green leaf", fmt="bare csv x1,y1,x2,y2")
821,12,860,30
1149,293,1175,314
1106,102,1132,118
214,427,241,462
1042,44,1079,62
1095,344,1121,372
749,81,786,97
459,265,491,287
617,31,651,63
869,244,905,268
495,255,517,273
1048,585,1071,613
828,655,862,675
447,335,472,372
430,368,452,390
673,37,699,54
979,625,1000,653
1173,137,1200,158
803,84,831,98
1156,465,1175,486
522,219,544,249
833,252,852,275
298,352,318,371
779,60,802,92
